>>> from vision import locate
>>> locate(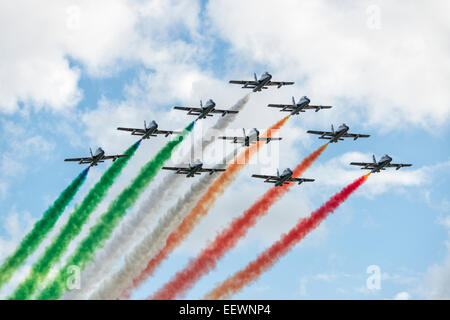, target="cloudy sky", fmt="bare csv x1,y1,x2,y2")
0,0,449,299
